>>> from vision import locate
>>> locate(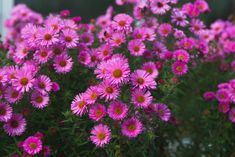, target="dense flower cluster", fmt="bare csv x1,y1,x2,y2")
1,0,235,150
